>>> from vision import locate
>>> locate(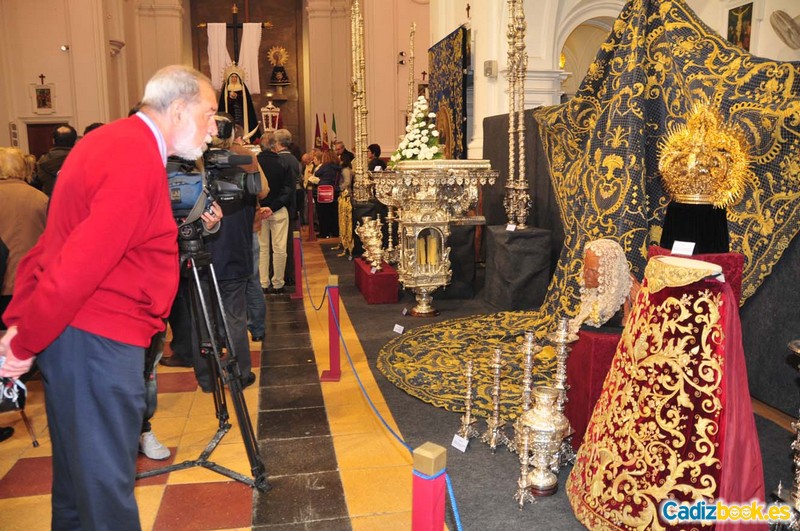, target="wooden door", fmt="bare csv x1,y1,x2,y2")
26,123,64,159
